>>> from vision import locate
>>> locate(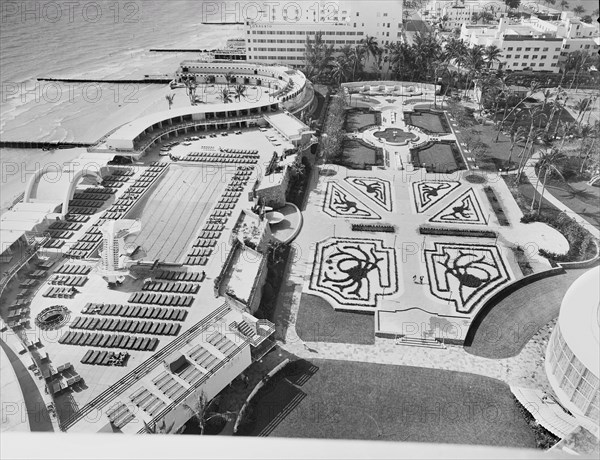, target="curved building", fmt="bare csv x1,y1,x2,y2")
545,266,600,423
